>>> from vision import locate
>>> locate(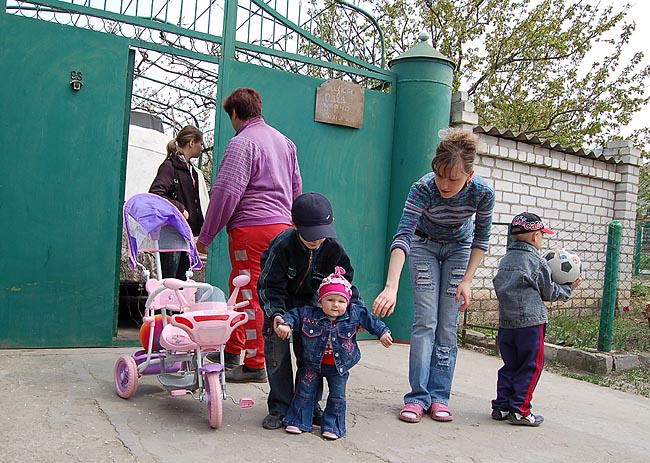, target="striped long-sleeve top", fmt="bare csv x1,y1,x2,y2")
390,172,495,256
198,116,302,246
